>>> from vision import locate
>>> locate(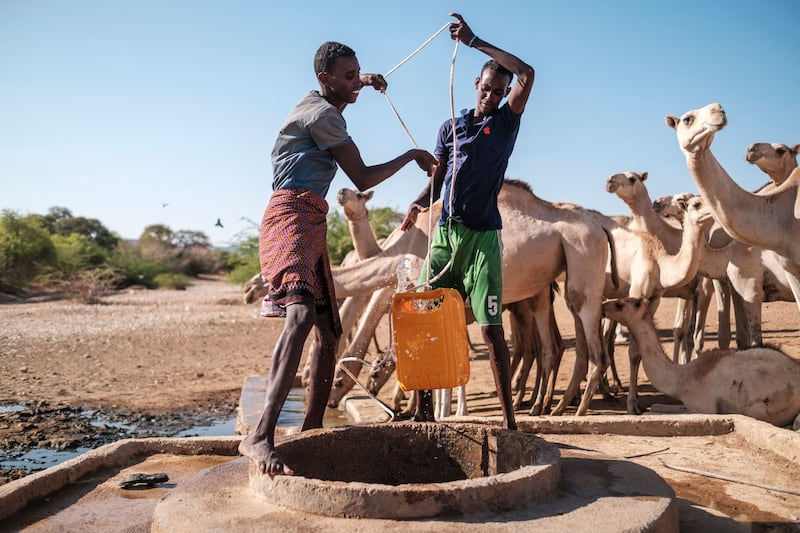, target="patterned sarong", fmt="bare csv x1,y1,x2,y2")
259,188,342,335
